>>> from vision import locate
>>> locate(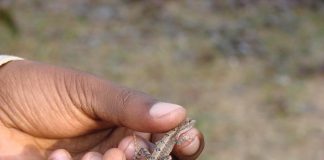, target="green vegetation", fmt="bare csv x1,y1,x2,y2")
1,1,324,159
0,8,18,35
